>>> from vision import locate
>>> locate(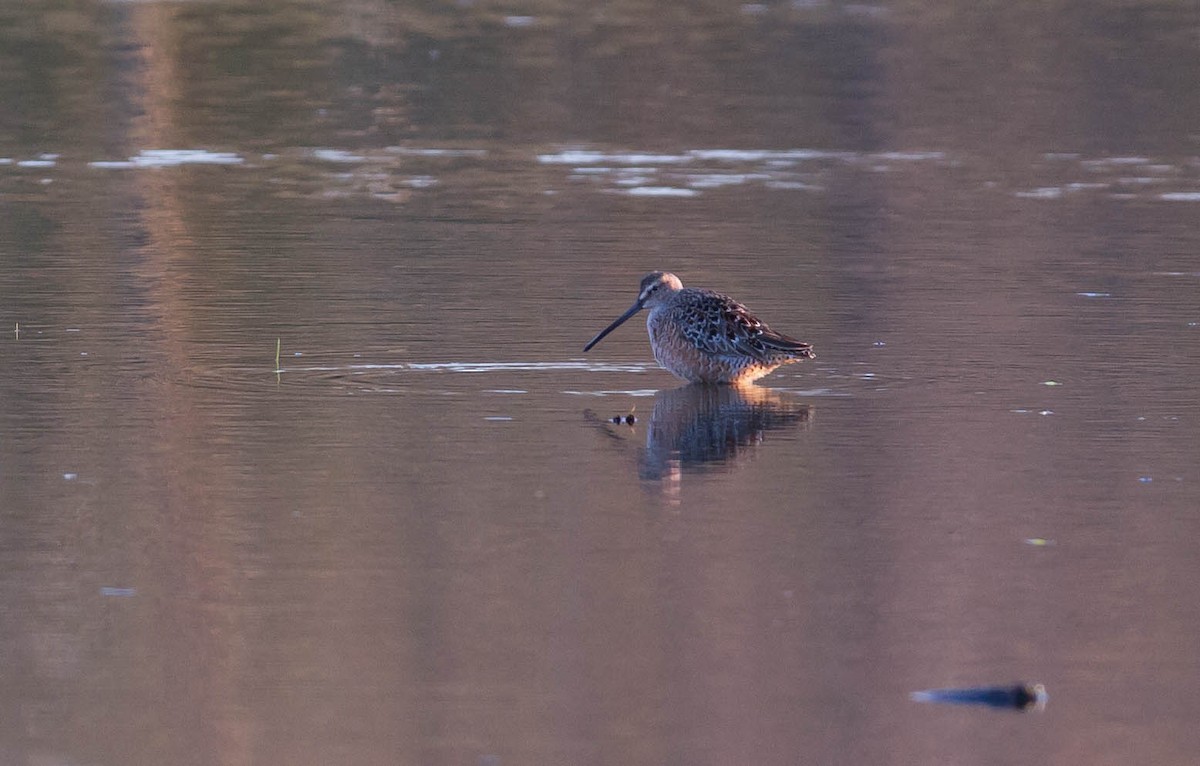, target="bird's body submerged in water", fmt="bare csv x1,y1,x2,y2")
583,271,815,385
